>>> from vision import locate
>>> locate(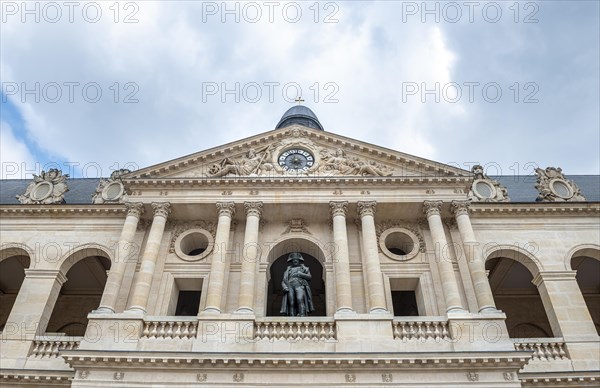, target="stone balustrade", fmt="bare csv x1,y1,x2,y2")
29,336,81,358
142,318,198,339
512,338,569,361
392,317,450,341
254,319,336,341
